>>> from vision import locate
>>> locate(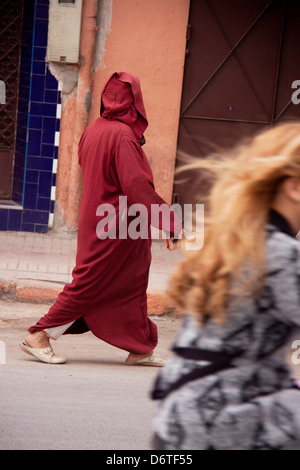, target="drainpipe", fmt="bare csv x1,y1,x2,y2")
65,0,98,231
